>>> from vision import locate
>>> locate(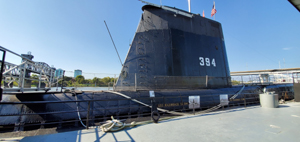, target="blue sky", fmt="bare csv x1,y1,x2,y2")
0,0,299,78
